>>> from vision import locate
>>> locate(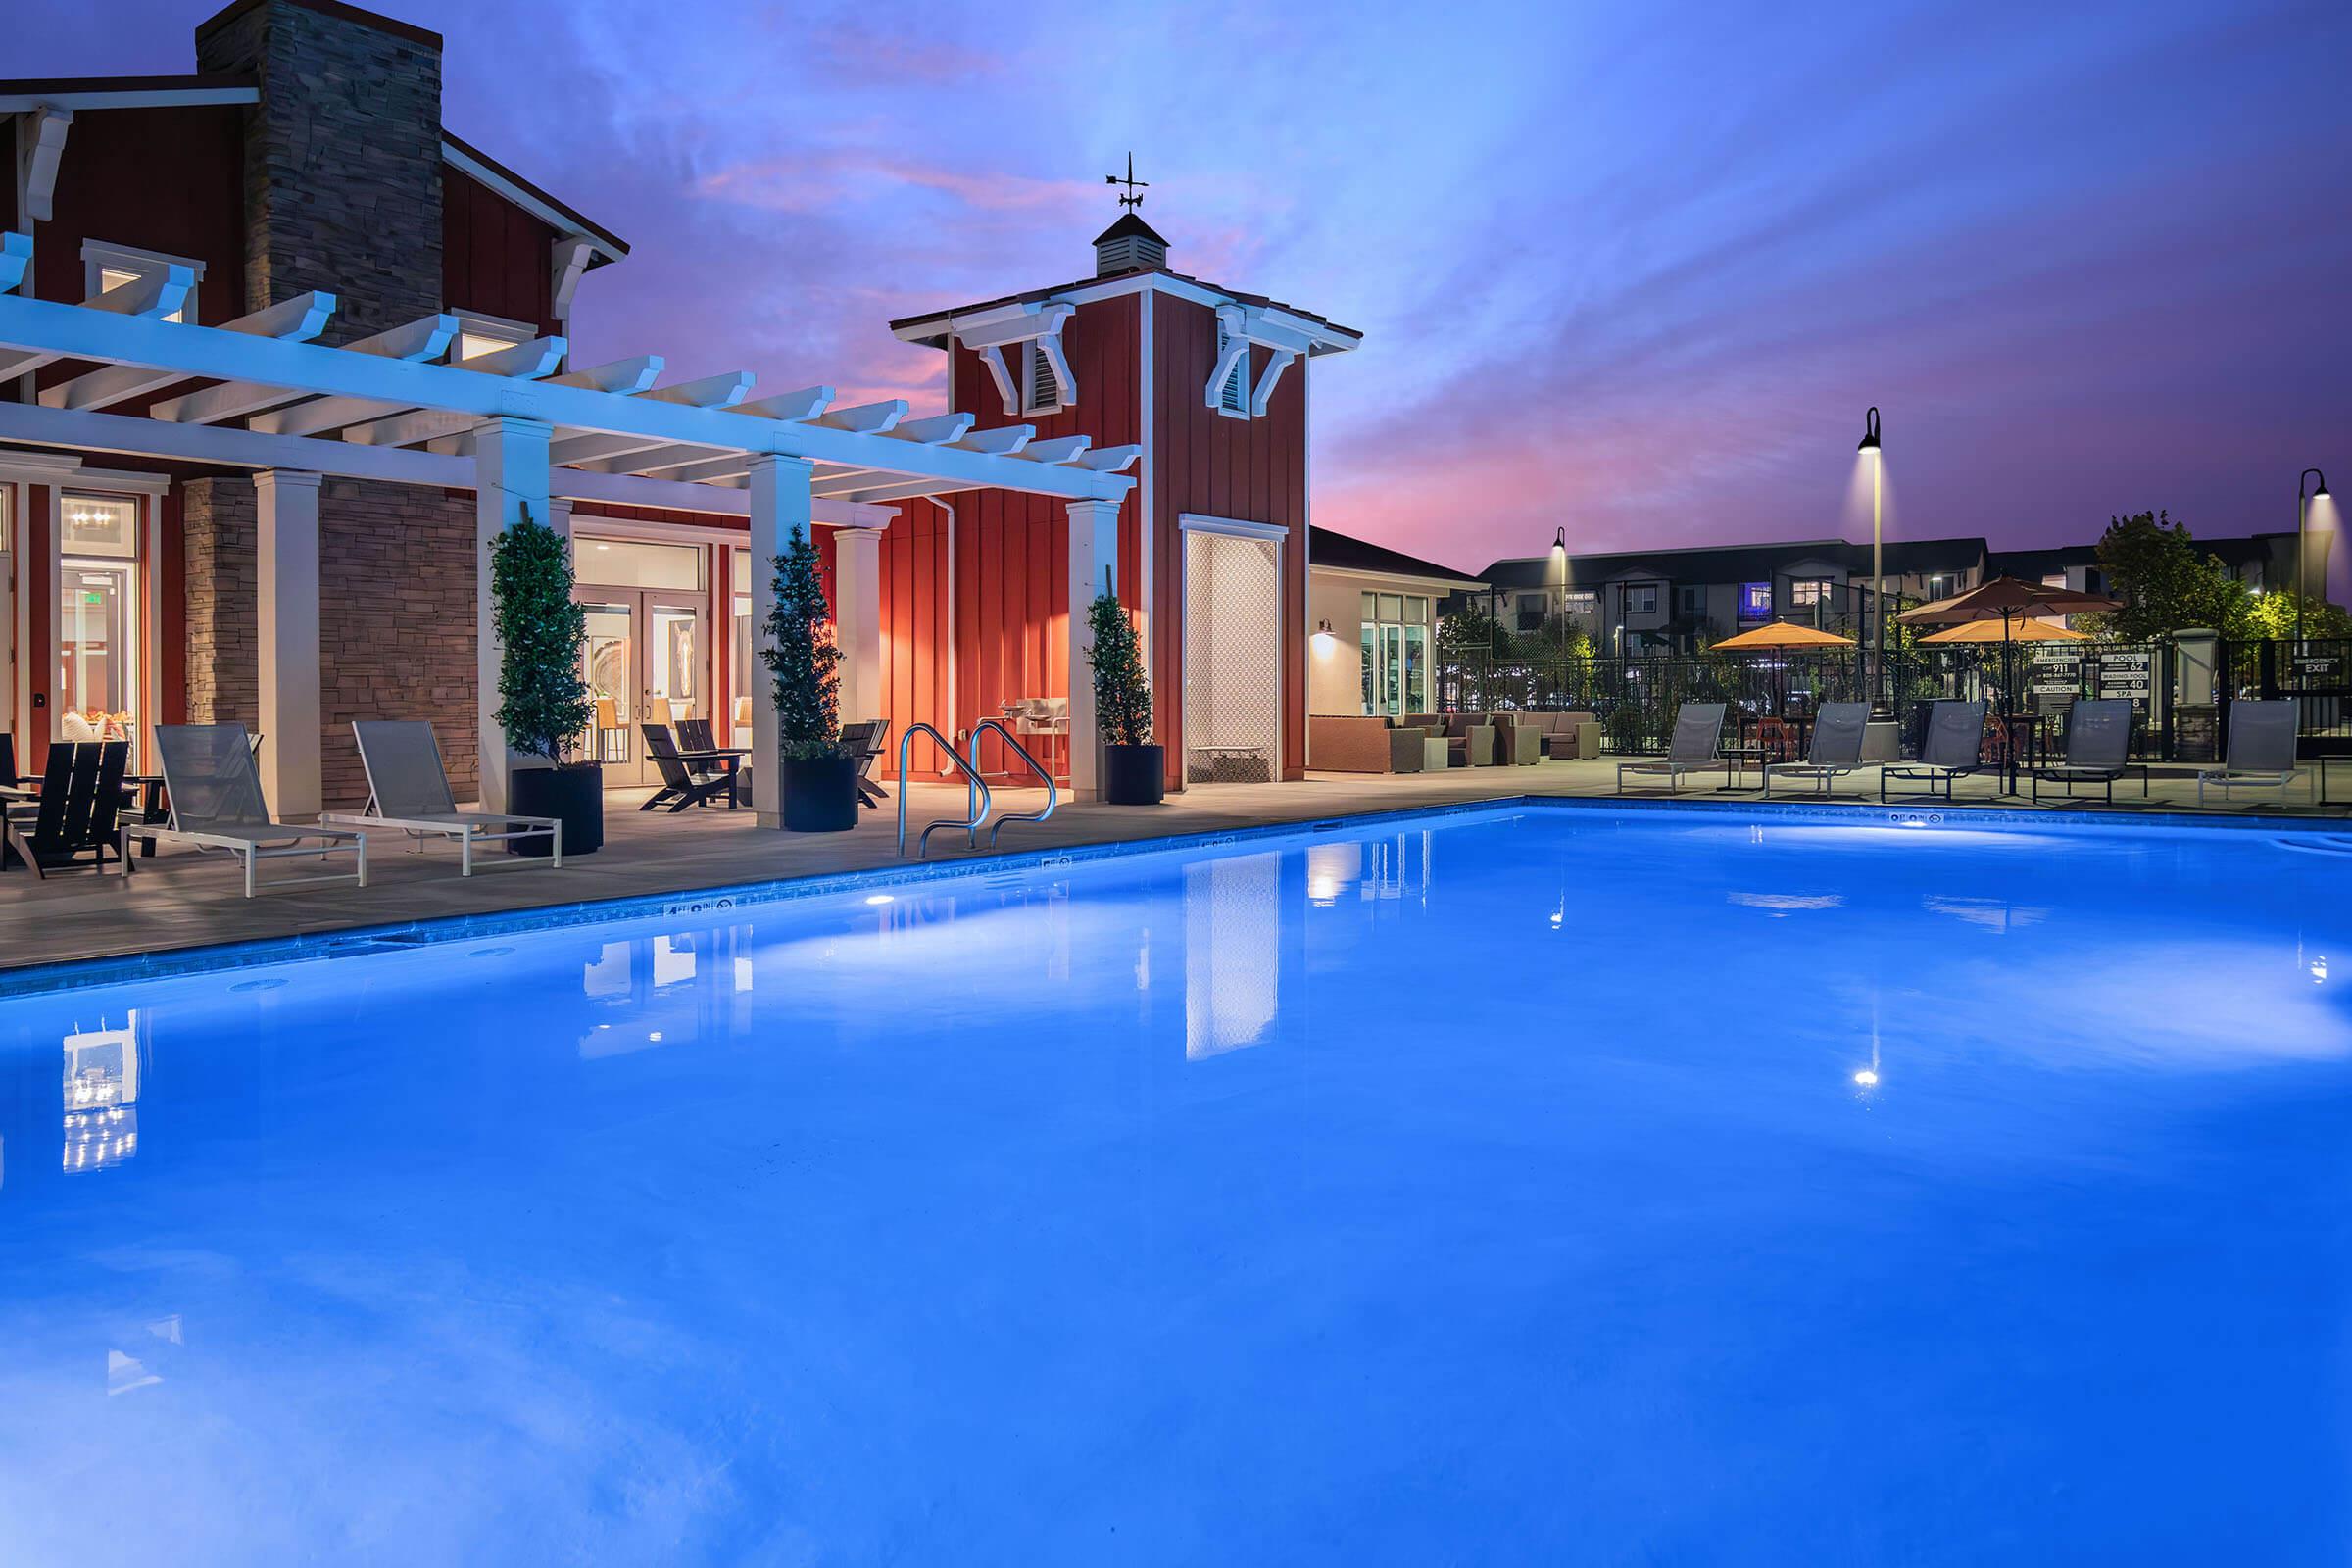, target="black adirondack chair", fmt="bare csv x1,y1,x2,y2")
4,740,130,877
839,719,890,807
674,716,727,782
640,724,736,811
